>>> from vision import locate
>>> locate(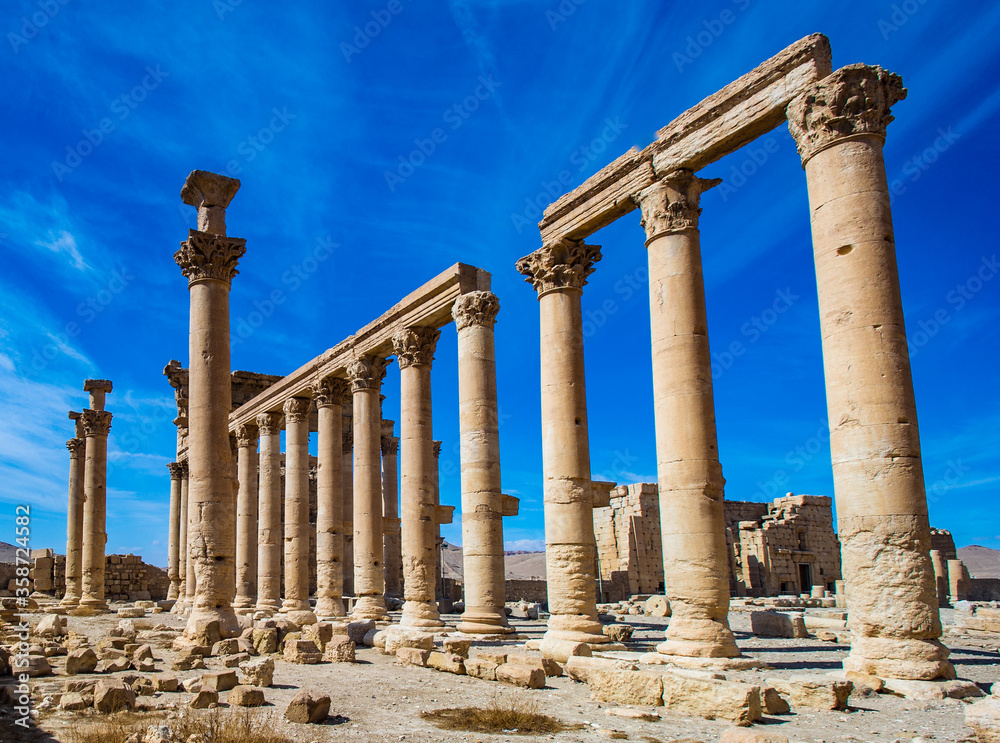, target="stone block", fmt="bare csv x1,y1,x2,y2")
34,614,63,638
65,648,98,675
396,647,431,667
201,670,239,692
588,668,664,707
539,638,592,664
661,672,762,725
497,663,546,689
967,696,1000,742
644,595,670,617
442,637,472,658
94,679,136,713
720,729,789,743
765,676,851,711
132,644,153,661
323,636,356,663
602,624,634,643
285,690,331,724
152,673,179,692
564,656,638,683
239,656,274,688
117,607,145,618
466,658,498,681
347,619,375,645
750,611,808,639
881,677,985,701
760,686,790,715
252,627,278,654
228,685,266,707
212,638,241,656
223,652,251,668
427,651,466,675
383,627,435,655
171,654,206,671
284,638,323,664
189,689,218,709
60,692,91,711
